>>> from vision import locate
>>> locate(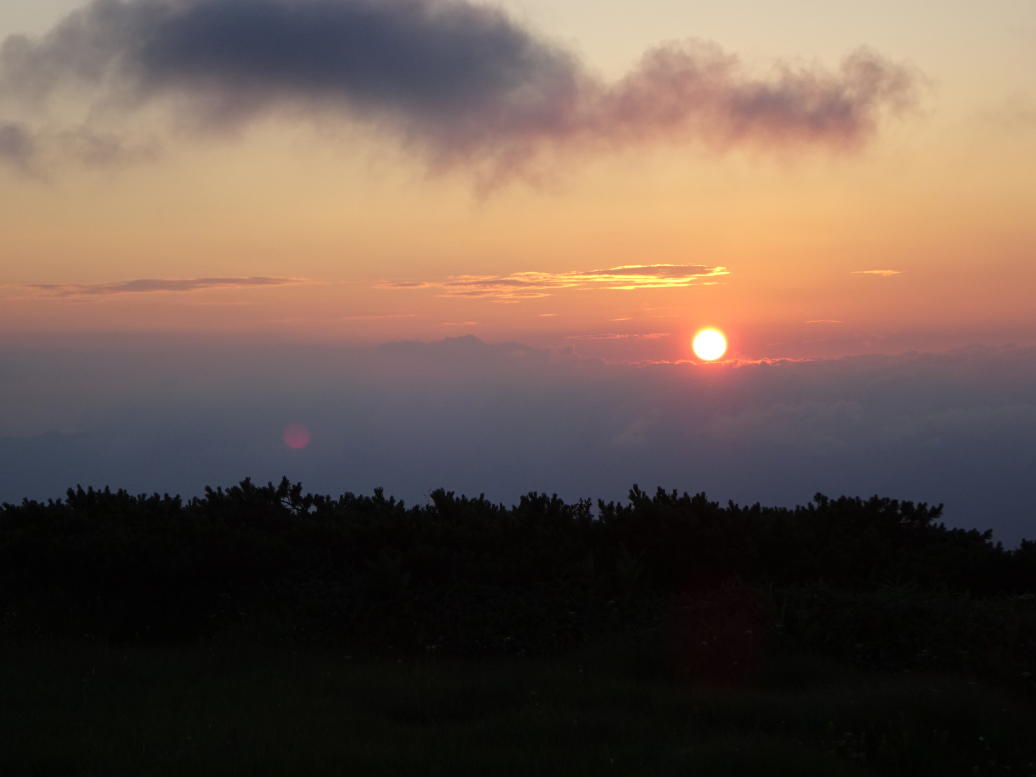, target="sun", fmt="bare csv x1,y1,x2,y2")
692,328,728,361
